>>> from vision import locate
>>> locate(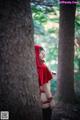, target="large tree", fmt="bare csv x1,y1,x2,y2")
57,1,76,103
0,0,42,120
